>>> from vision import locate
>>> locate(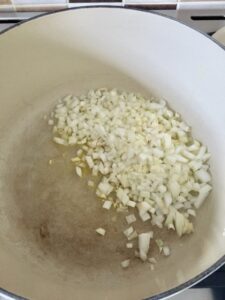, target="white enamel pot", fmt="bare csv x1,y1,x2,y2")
0,7,225,300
